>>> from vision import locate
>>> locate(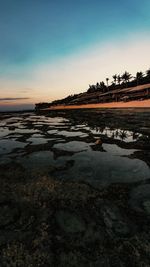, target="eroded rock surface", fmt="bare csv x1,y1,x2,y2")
0,109,150,266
